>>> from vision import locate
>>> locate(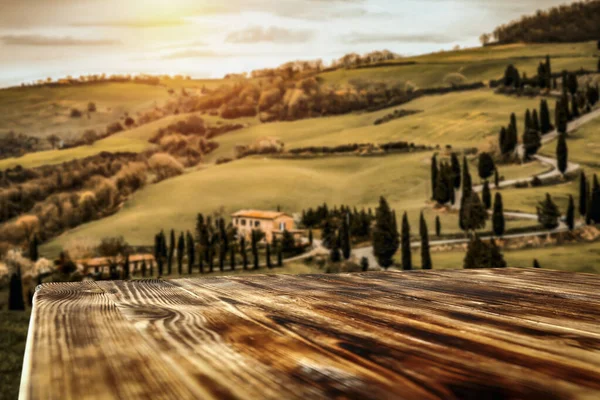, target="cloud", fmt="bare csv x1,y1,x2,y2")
71,18,189,28
0,34,120,46
226,26,315,44
342,32,461,45
161,49,225,59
